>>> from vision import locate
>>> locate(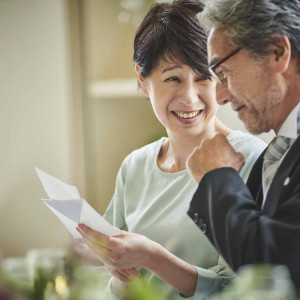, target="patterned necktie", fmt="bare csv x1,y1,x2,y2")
262,136,292,196
262,107,300,201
